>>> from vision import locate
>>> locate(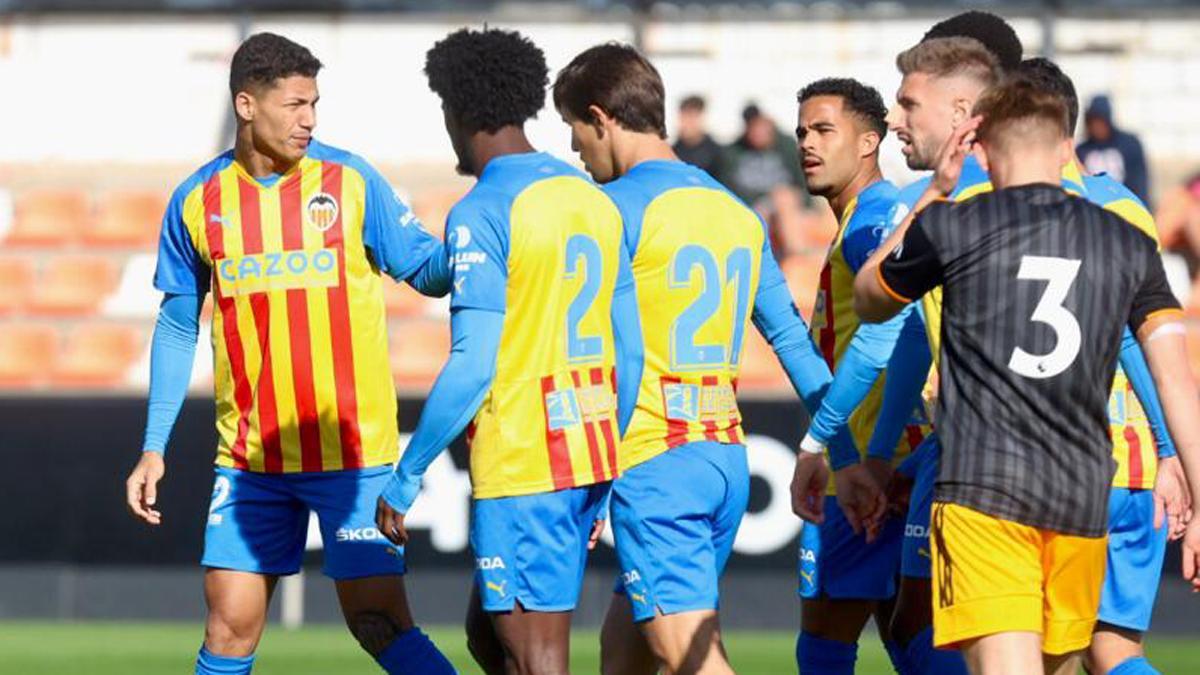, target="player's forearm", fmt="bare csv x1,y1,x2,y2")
403,244,452,297
1142,330,1200,499
752,281,831,412
865,308,932,465
611,286,644,437
1119,327,1177,458
386,309,500,512
806,319,903,448
142,293,202,454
